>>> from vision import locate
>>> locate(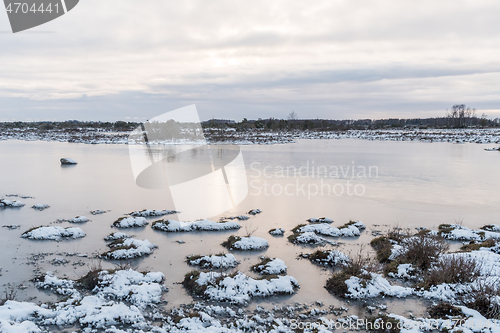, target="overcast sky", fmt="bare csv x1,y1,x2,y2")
1,0,500,122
